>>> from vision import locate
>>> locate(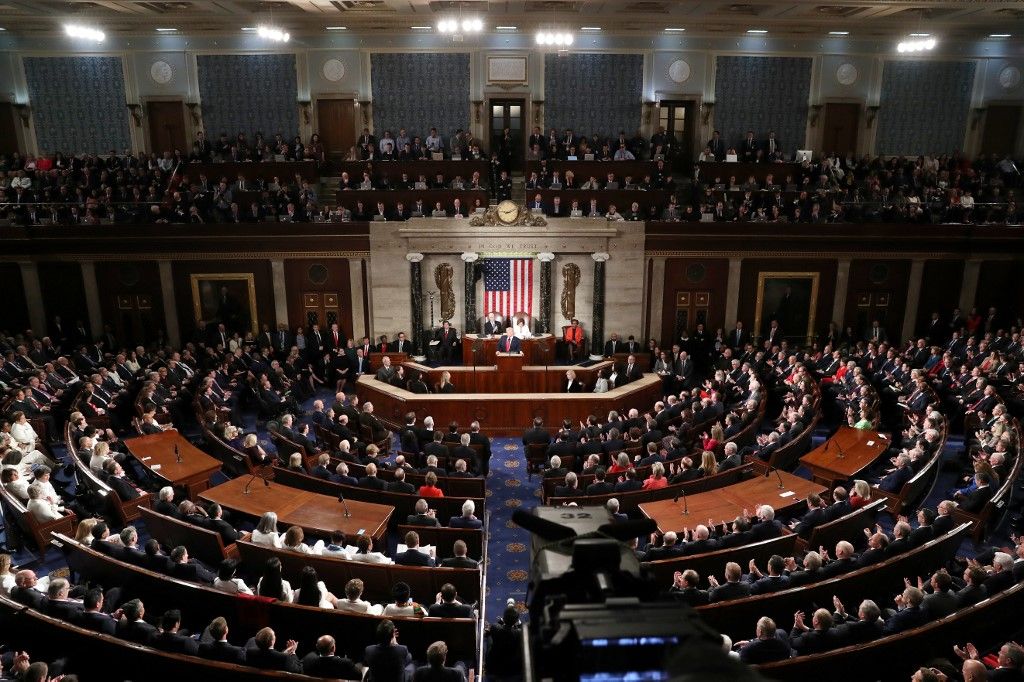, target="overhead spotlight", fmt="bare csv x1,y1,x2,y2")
64,24,105,42
437,17,483,33
535,31,573,46
896,36,936,53
256,25,290,42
